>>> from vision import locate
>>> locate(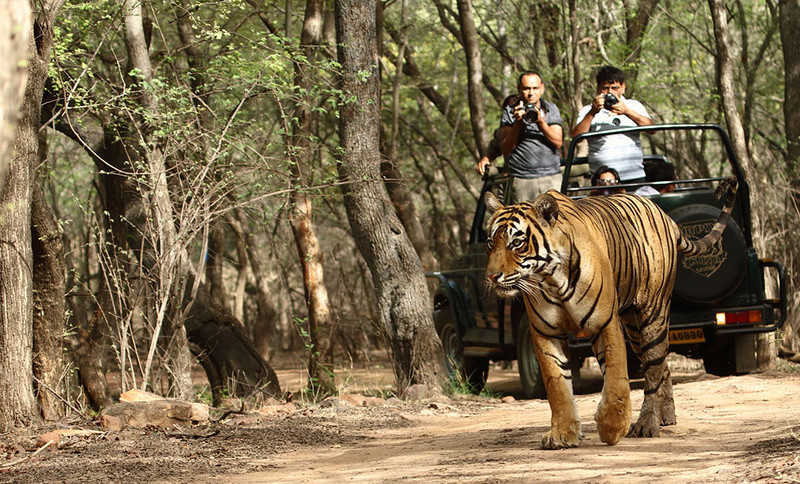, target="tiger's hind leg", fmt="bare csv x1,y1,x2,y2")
624,310,674,437
660,367,676,426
